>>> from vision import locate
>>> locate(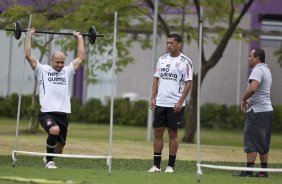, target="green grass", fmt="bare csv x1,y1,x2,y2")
1,117,281,149
0,117,282,183
0,156,282,184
